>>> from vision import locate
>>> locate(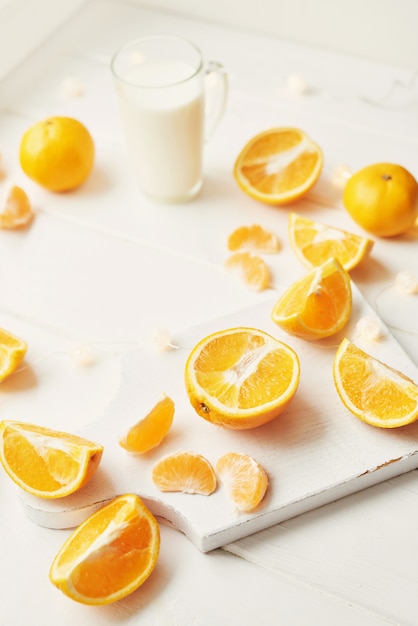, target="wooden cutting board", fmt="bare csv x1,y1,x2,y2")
18,285,418,552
